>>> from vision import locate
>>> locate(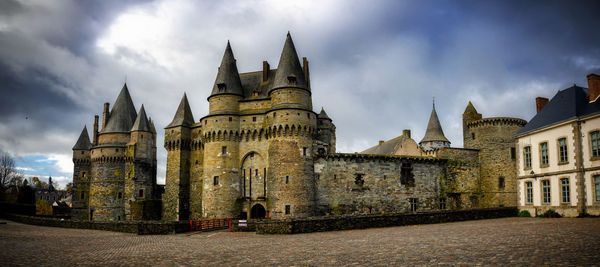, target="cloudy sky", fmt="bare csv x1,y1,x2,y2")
1,0,599,188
